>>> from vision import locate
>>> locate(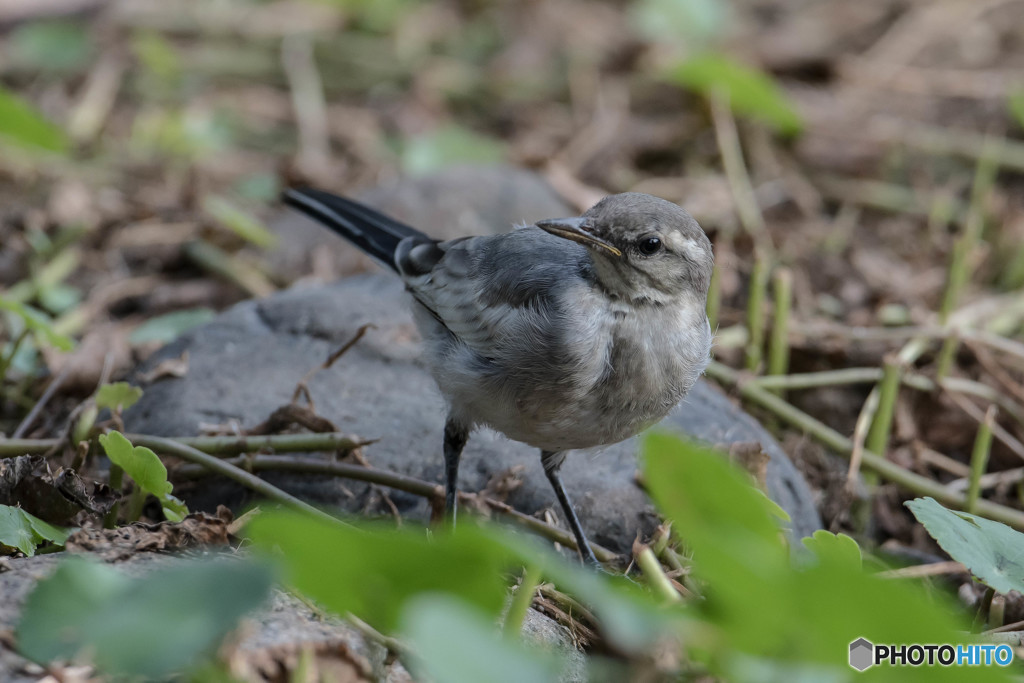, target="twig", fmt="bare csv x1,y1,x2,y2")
184,240,276,298
171,451,620,562
12,364,72,438
876,561,967,579
129,434,352,528
705,361,1024,530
